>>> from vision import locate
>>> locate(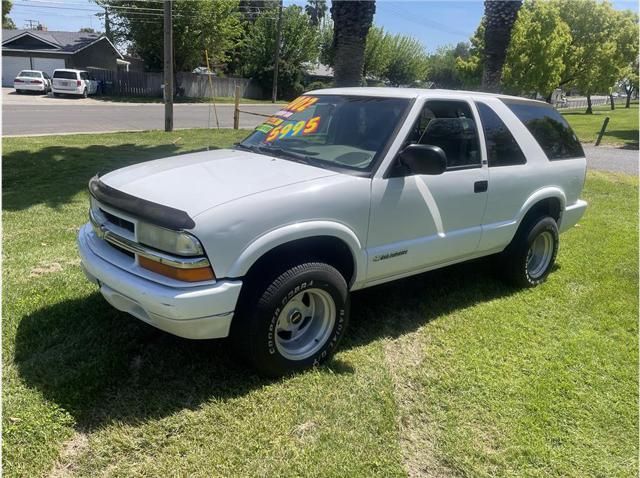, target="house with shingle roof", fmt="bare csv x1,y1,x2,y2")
2,29,123,86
